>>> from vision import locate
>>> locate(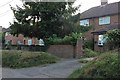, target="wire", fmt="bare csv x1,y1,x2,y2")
0,10,11,17
0,3,23,18
0,10,11,15
0,0,14,8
